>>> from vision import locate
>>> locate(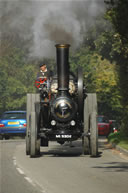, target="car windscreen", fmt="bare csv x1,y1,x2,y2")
98,116,109,123
1,112,26,120
98,117,103,123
